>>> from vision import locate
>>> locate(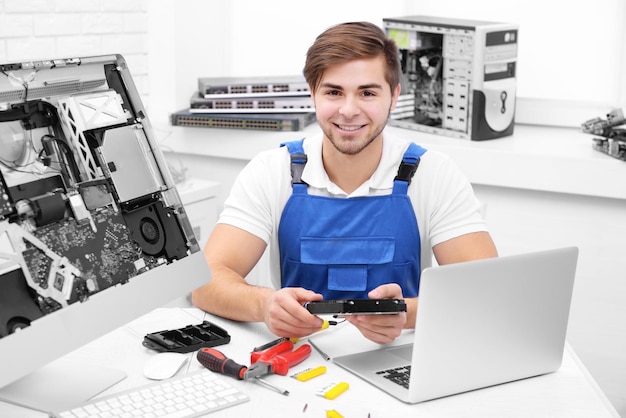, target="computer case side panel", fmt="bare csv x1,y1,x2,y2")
383,15,518,140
